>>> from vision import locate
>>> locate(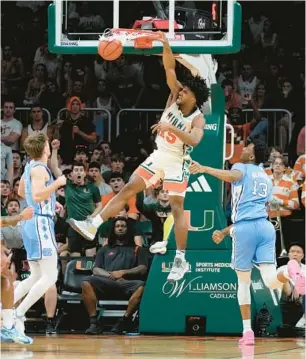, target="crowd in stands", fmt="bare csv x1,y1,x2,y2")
1,1,305,334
